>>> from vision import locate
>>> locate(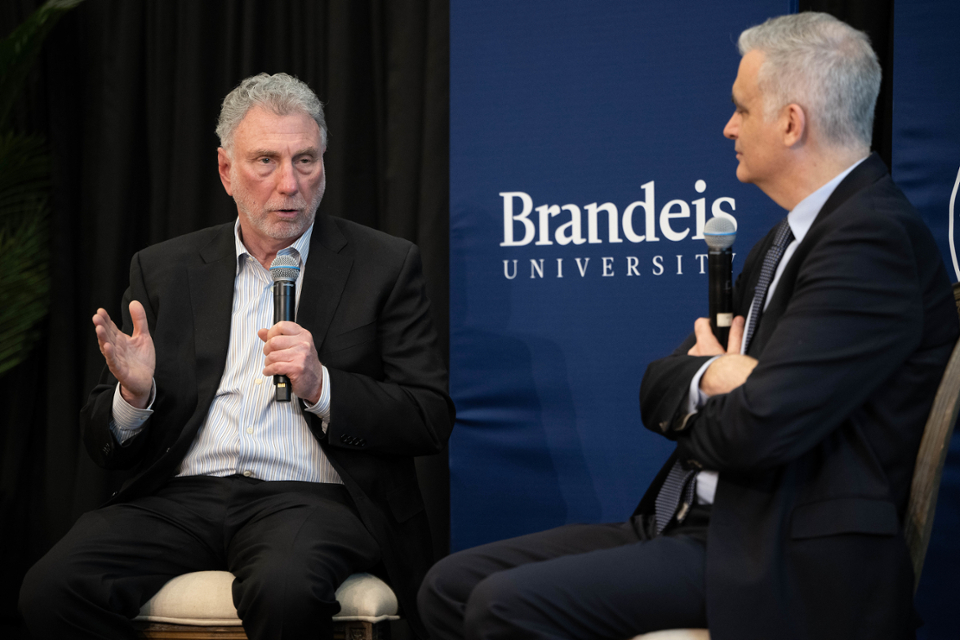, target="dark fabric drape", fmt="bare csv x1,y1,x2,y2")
800,0,895,169
0,0,449,631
